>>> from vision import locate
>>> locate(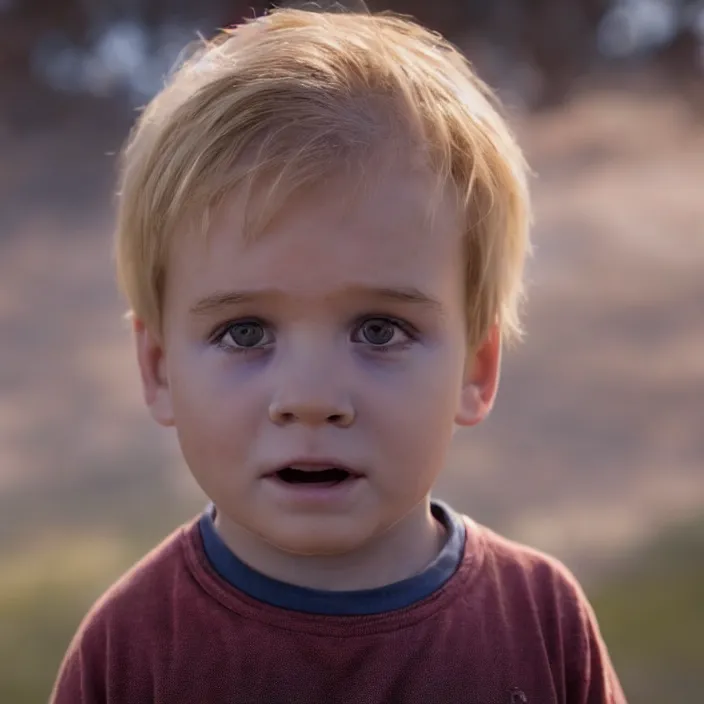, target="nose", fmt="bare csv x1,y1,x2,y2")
268,372,355,428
